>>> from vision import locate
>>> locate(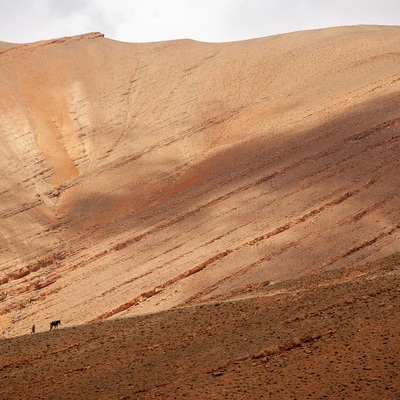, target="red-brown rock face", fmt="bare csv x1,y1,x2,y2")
0,26,399,337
